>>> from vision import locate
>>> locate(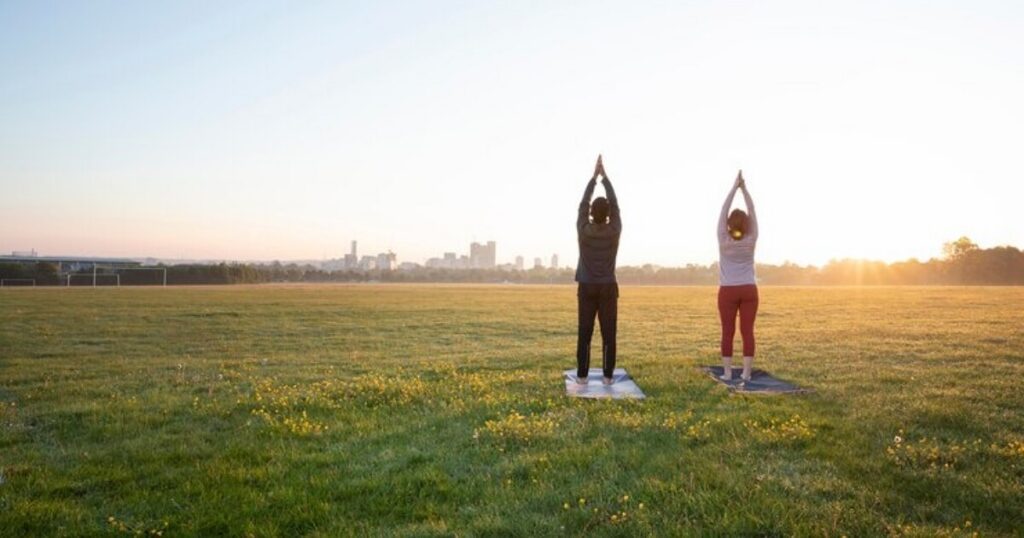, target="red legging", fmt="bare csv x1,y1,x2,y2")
718,284,759,357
